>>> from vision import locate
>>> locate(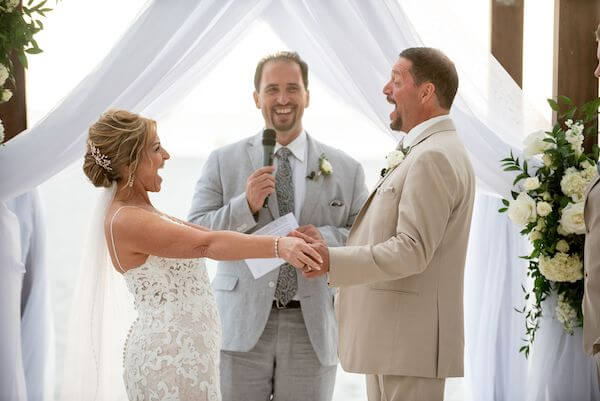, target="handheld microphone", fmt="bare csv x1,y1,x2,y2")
262,129,277,208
